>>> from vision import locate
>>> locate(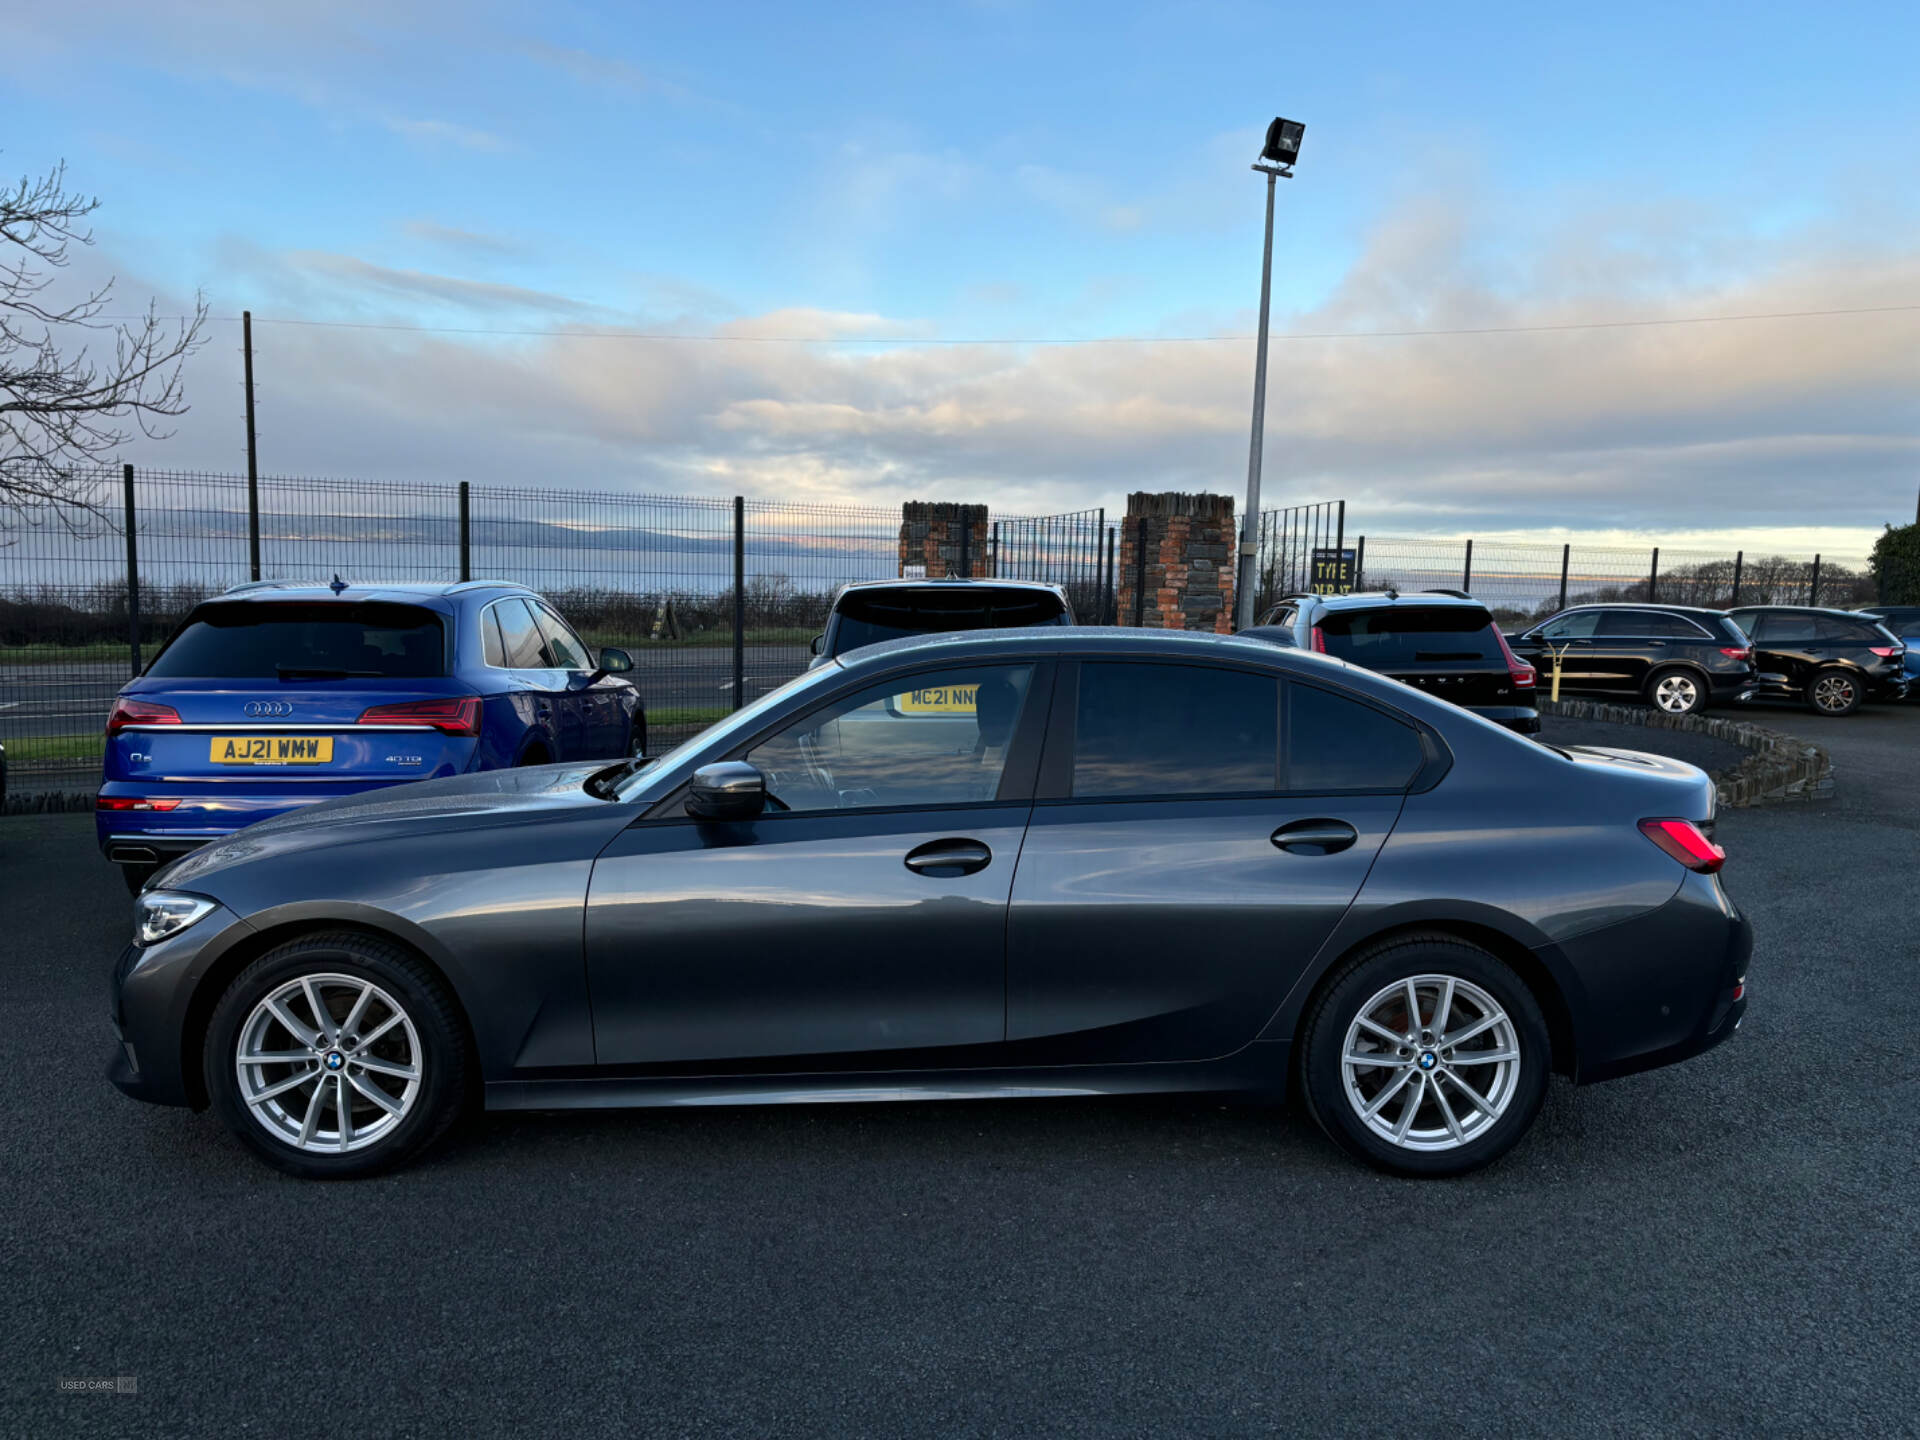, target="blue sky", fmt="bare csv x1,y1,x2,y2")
5,0,1917,550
